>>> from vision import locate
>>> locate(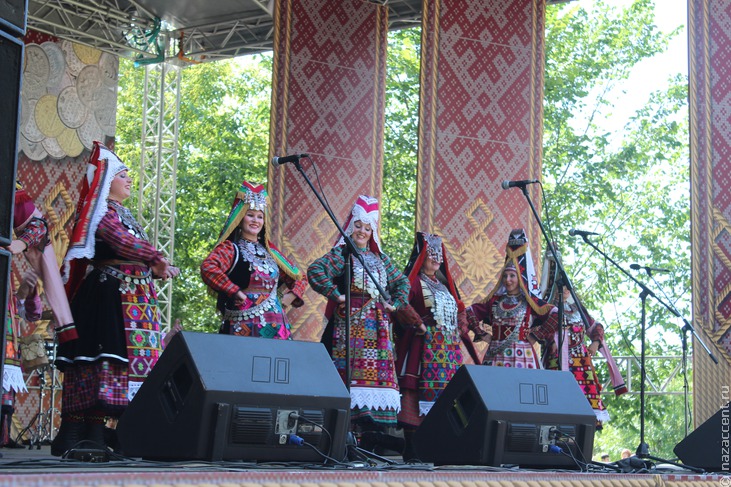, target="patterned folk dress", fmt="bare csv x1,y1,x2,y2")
397,274,462,426
201,238,306,339
56,200,165,414
308,246,410,427
543,302,610,424
469,293,557,369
